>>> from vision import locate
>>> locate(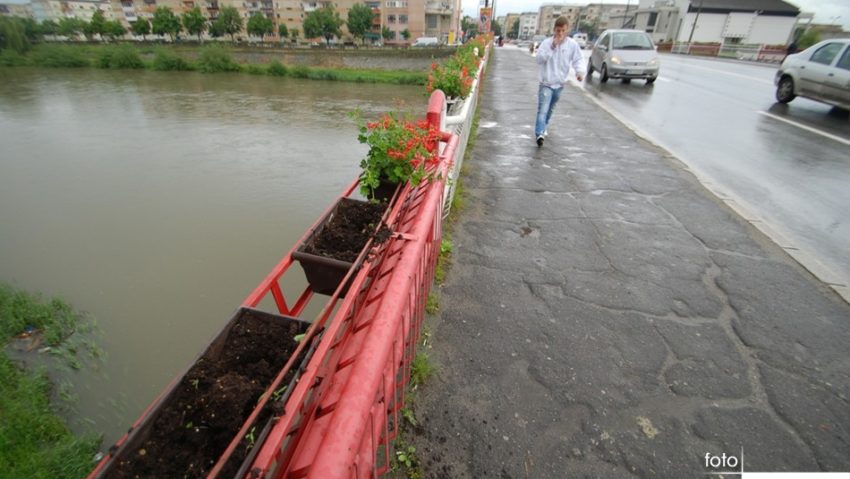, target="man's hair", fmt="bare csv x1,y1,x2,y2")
554,16,569,28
